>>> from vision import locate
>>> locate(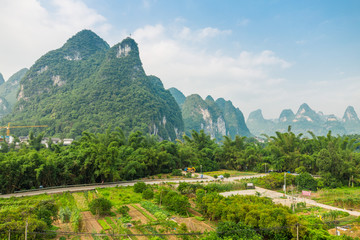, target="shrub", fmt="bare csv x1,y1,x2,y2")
117,205,130,216
171,169,182,176
295,172,317,191
213,175,218,179
59,207,72,223
142,188,154,200
133,182,147,193
71,209,82,232
89,198,112,216
162,191,190,215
